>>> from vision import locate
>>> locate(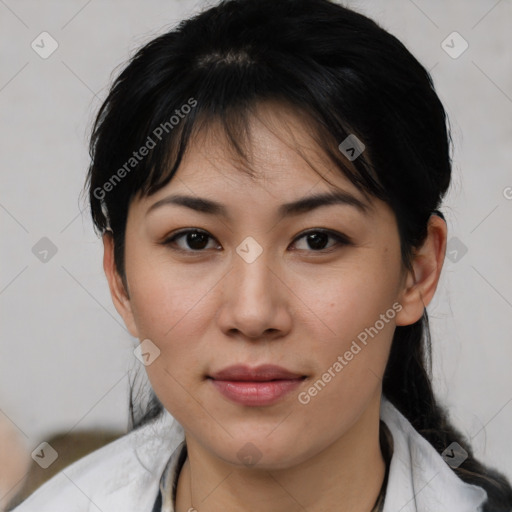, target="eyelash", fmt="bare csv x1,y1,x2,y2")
161,228,352,254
